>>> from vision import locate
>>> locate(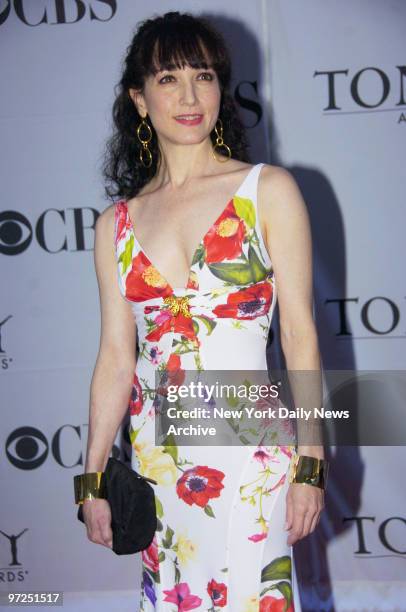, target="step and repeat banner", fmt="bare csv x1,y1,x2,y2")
1,1,405,610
